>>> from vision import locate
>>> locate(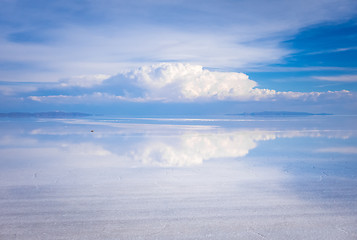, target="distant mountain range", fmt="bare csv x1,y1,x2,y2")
0,112,92,118
228,111,332,116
